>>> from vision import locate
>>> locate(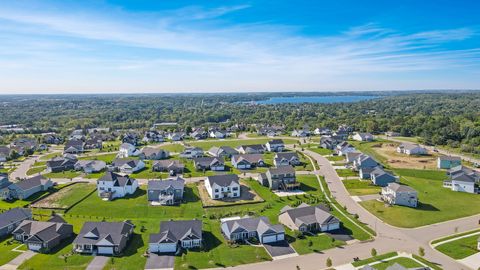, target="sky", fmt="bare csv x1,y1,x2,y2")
0,0,479,94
